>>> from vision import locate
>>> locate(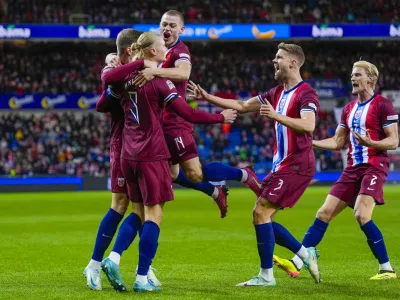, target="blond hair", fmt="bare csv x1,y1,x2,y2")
116,29,143,54
278,42,305,68
353,60,379,89
131,32,161,59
